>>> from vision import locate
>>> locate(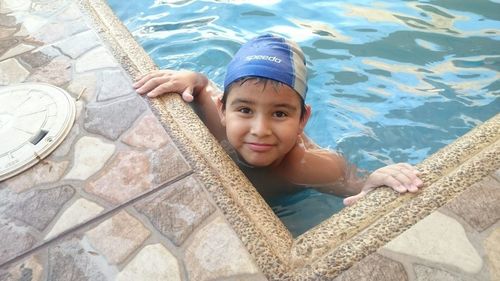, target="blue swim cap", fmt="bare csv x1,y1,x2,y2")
224,34,308,100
